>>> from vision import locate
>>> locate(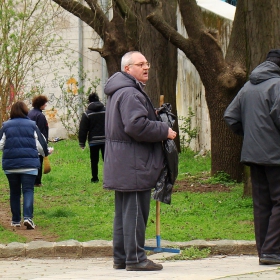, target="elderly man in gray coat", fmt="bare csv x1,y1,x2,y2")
103,51,177,271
